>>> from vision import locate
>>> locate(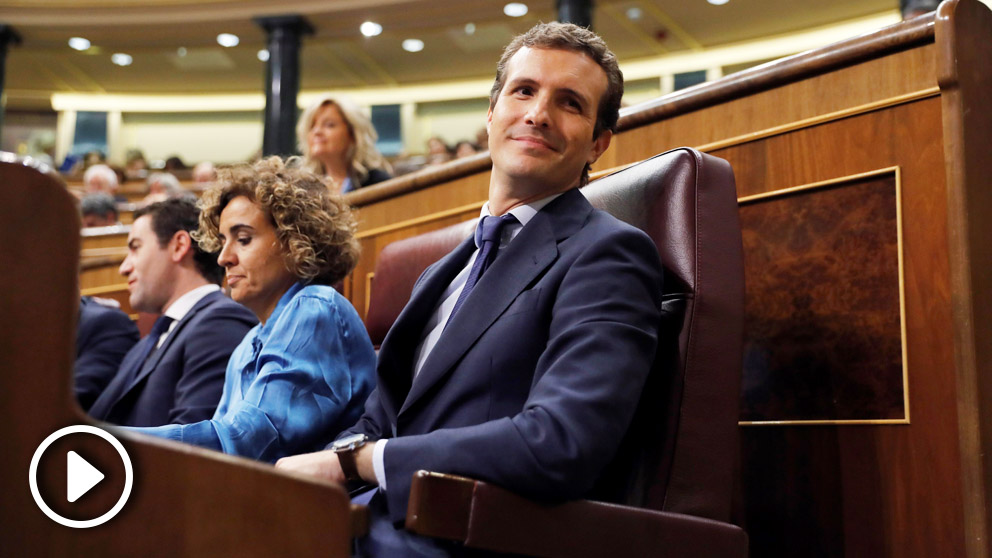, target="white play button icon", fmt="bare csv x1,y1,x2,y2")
29,425,133,528
66,451,105,503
